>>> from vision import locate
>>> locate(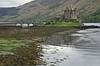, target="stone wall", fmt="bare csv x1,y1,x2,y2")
63,7,78,20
